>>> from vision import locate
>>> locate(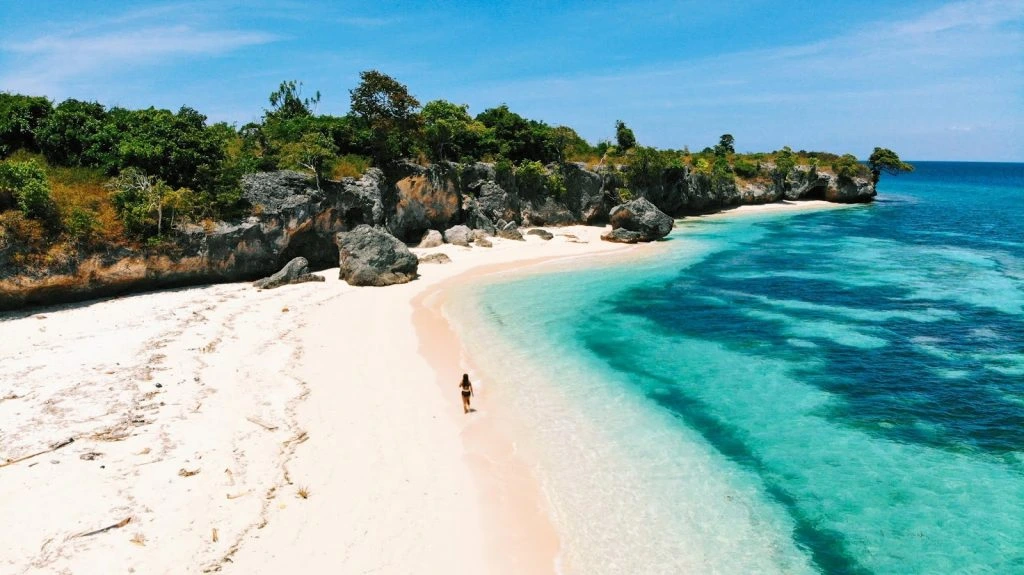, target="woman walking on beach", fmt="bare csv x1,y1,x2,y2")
459,374,474,414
